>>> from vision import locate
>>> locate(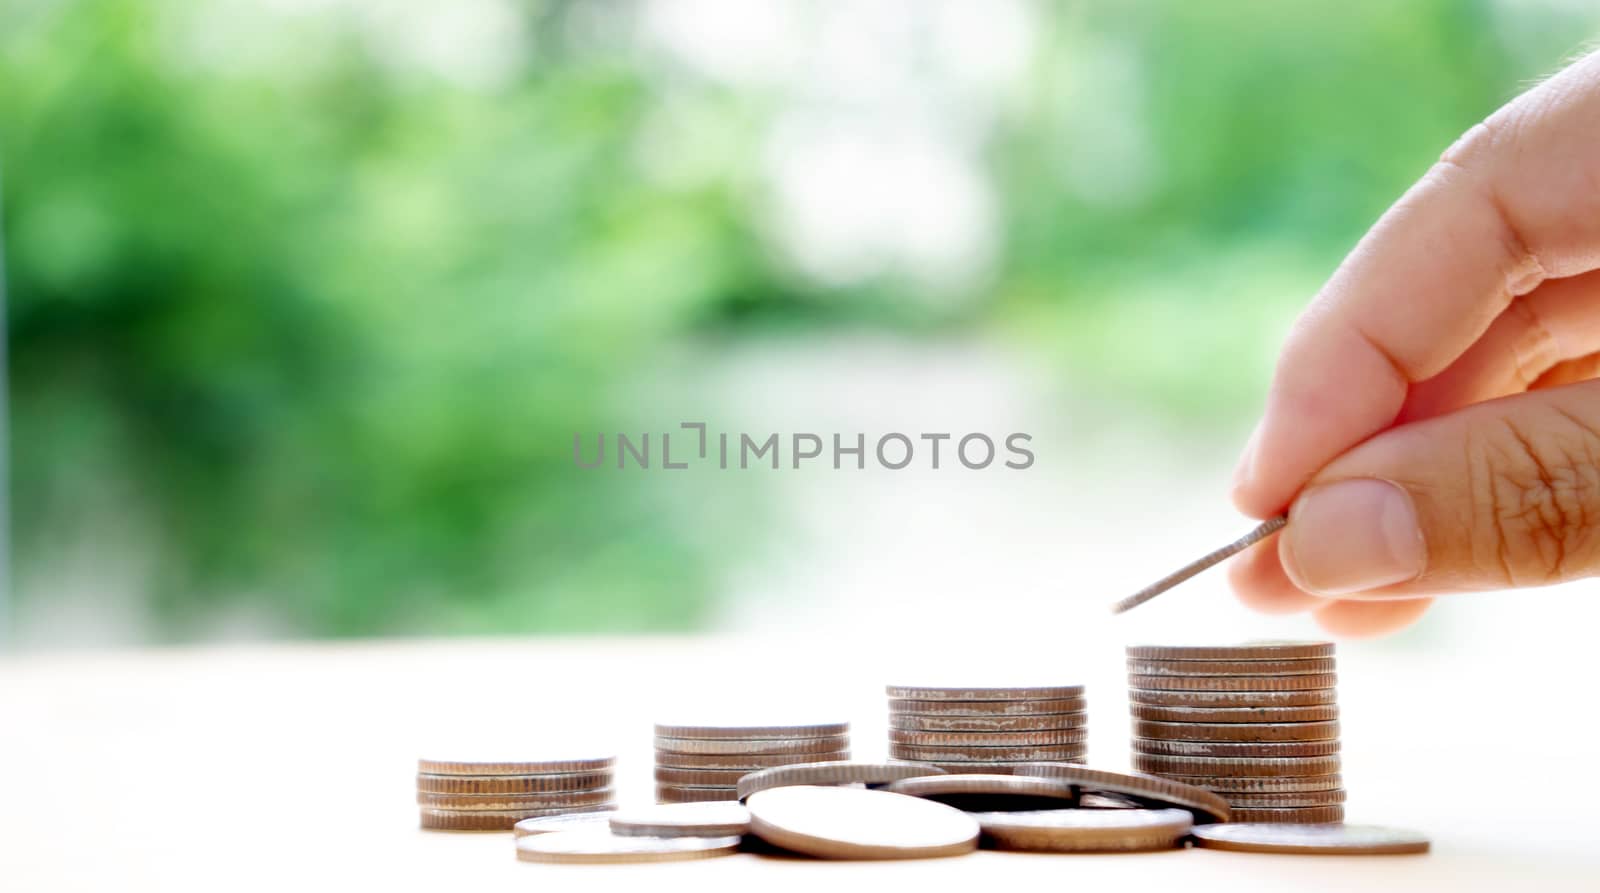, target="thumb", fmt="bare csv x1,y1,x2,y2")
1278,378,1600,597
